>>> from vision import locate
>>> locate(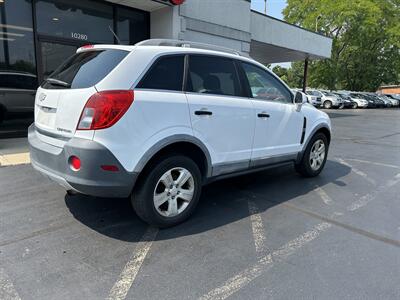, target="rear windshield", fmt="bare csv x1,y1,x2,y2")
42,49,128,89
